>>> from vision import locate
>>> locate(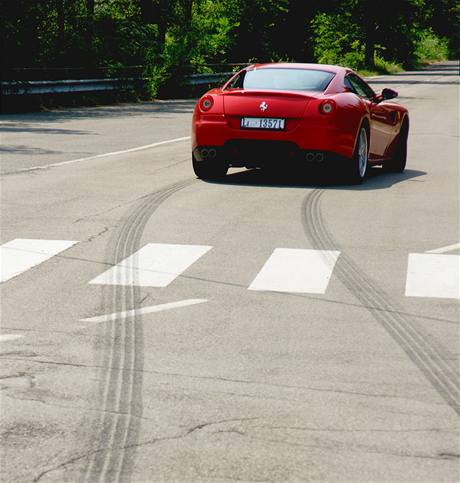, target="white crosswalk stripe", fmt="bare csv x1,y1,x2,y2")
89,243,212,287
4,237,459,301
0,334,24,342
0,239,79,283
405,253,460,299
248,248,340,294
